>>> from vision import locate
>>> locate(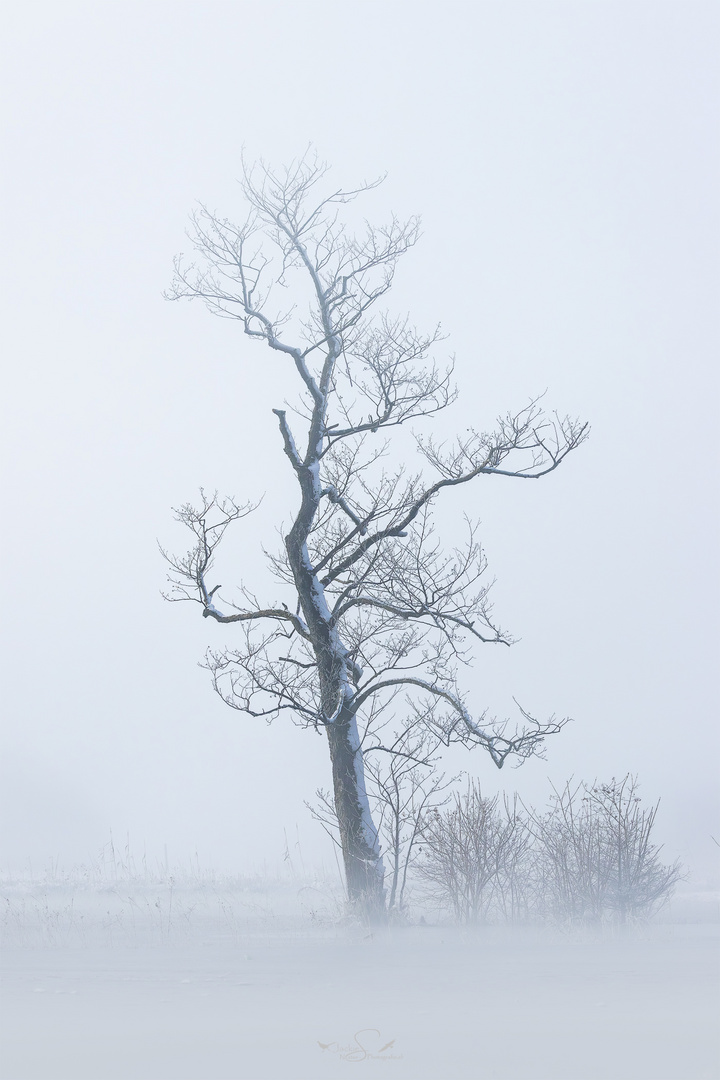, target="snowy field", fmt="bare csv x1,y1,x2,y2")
1,872,718,1080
